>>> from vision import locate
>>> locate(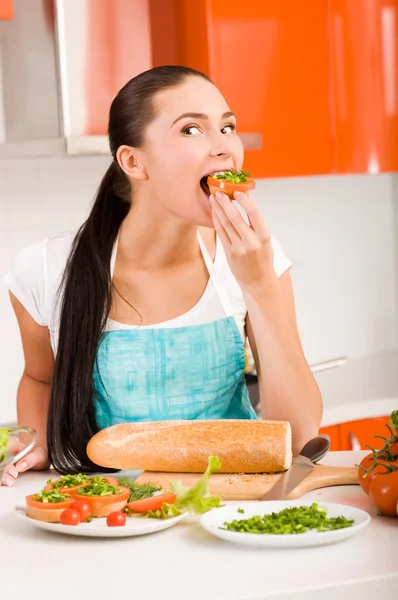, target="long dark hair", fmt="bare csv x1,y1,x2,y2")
47,66,212,474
